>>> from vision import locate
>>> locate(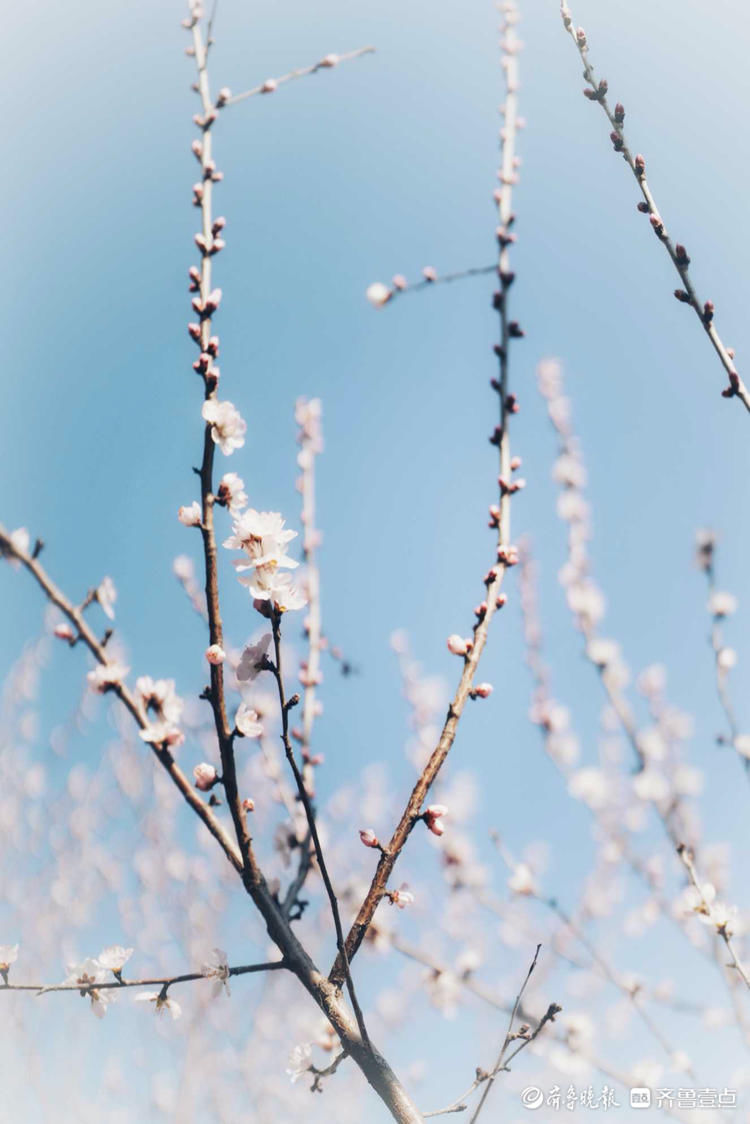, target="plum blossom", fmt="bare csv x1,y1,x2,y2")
286,1043,313,1084
508,862,537,896
206,644,226,665
64,958,111,1019
235,703,263,738
202,399,246,455
237,634,272,682
193,763,218,791
87,662,129,694
389,883,414,909
224,510,298,571
135,677,183,725
366,282,392,307
140,720,184,748
3,527,29,567
96,576,117,620
201,948,231,997
216,472,248,511
135,991,182,1020
98,946,133,977
178,501,202,526
242,567,307,613
708,591,737,618
423,804,448,836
